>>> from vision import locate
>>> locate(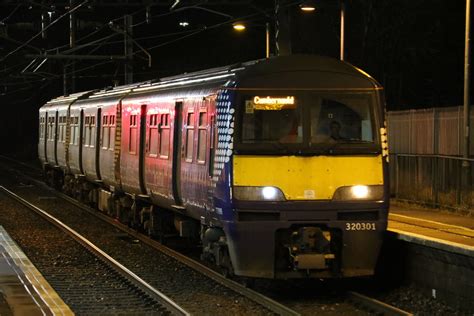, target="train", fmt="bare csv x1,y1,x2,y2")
38,55,389,279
